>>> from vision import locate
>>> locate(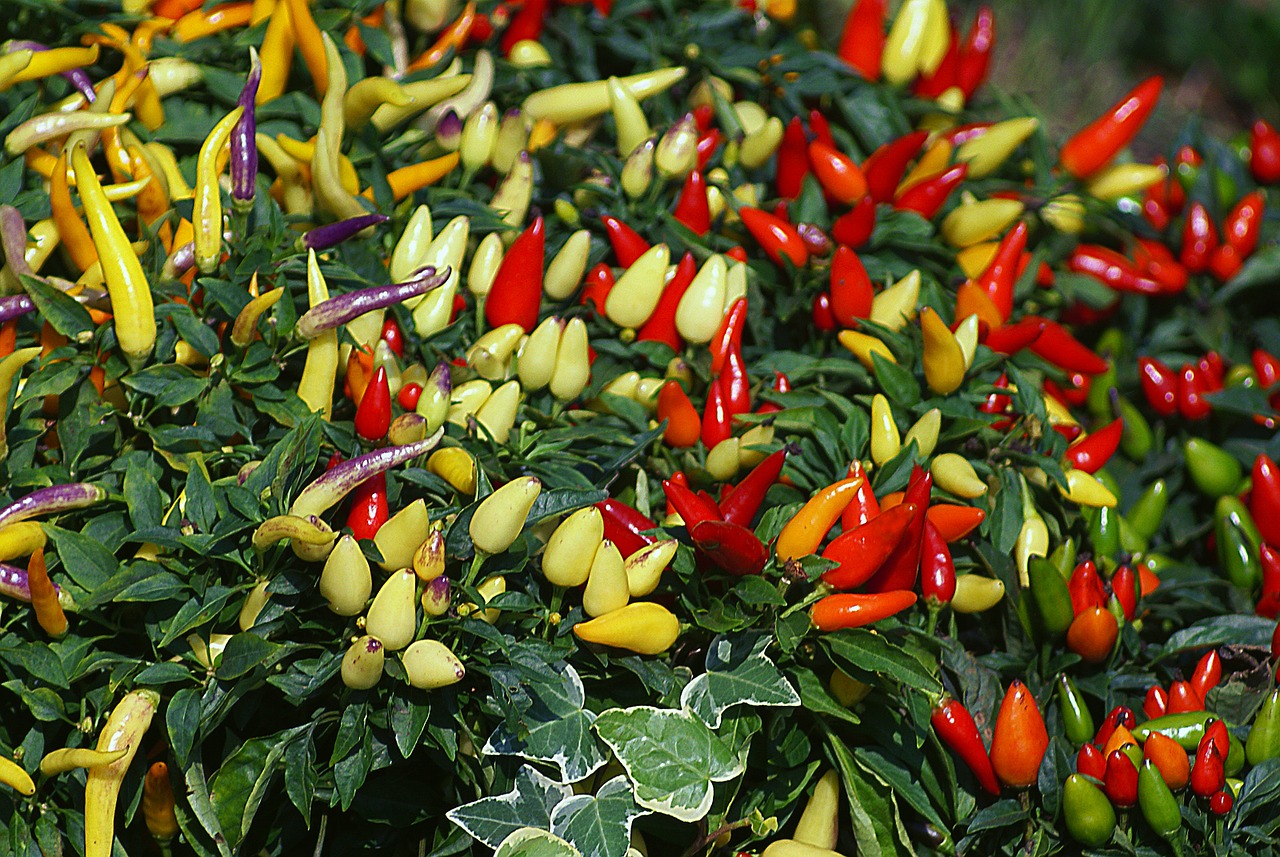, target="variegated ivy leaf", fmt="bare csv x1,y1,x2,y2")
550,776,648,857
494,827,583,857
447,766,574,849
679,633,801,728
